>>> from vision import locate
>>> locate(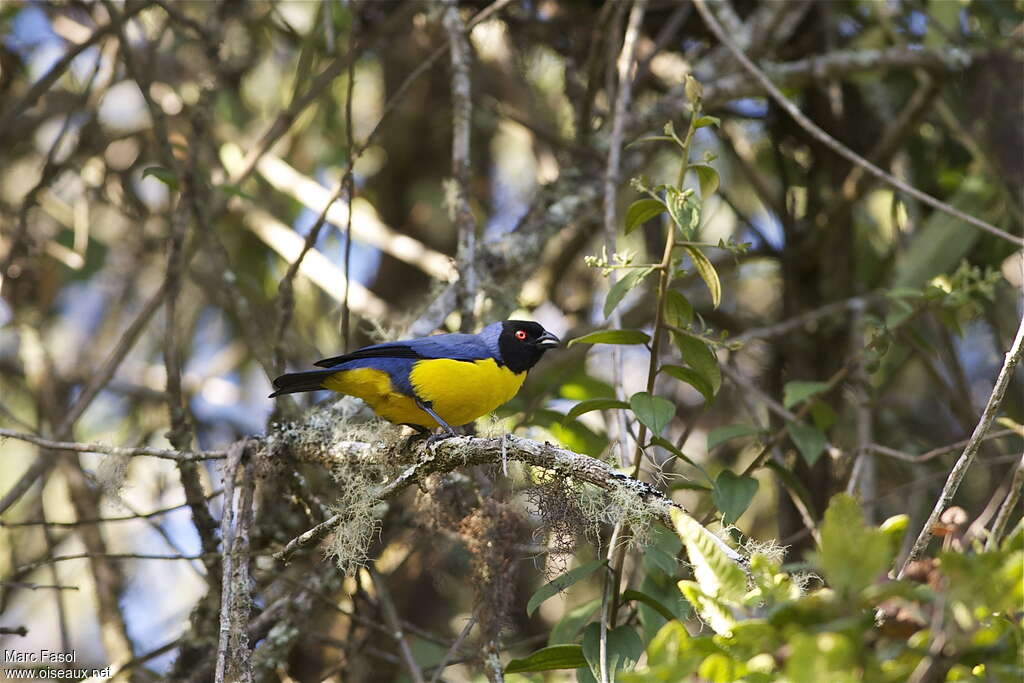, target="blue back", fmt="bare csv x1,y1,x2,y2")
316,322,506,396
